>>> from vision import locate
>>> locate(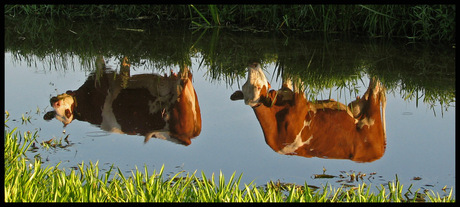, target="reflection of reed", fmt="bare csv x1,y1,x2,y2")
4,17,454,112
